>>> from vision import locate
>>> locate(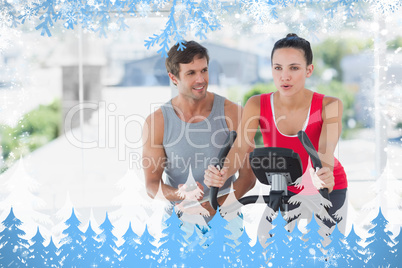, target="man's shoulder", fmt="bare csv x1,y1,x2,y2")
143,108,165,146
145,107,165,127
